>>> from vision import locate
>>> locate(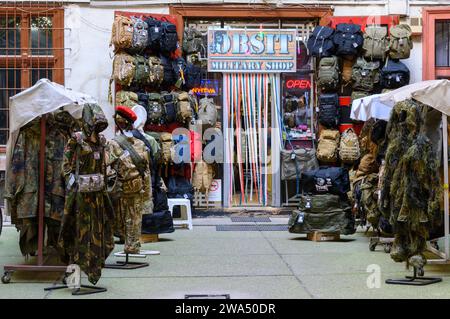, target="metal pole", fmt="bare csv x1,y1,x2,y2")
37,114,46,266
222,74,230,208
442,114,449,260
